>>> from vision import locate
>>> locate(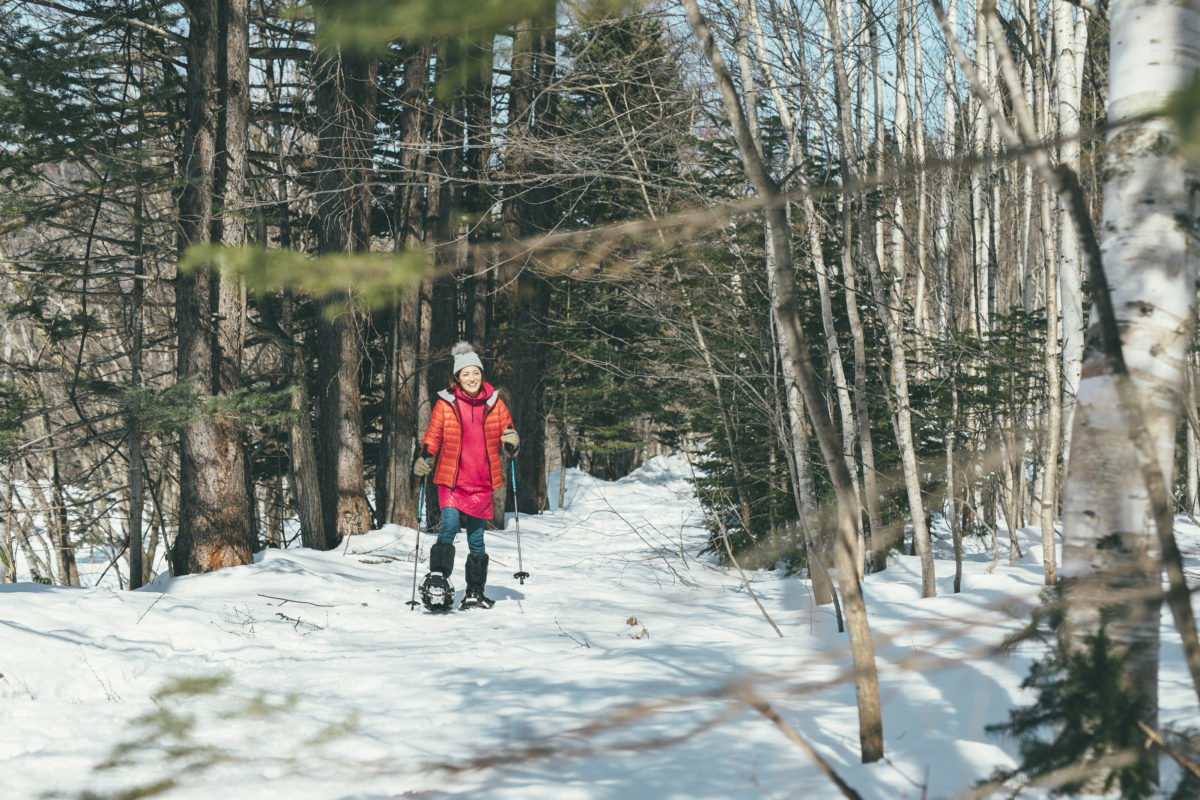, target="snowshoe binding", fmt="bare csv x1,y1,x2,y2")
420,542,456,613
420,573,455,612
459,553,495,610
